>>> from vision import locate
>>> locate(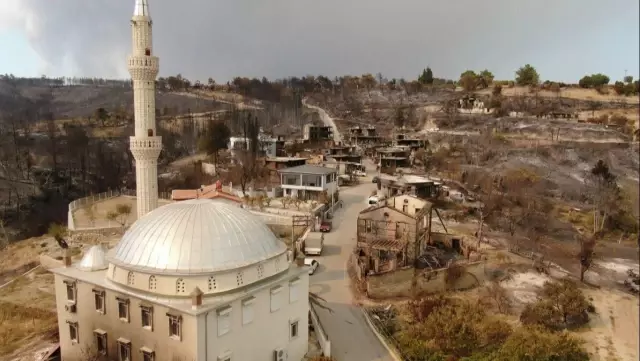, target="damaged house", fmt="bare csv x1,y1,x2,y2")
355,194,485,298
